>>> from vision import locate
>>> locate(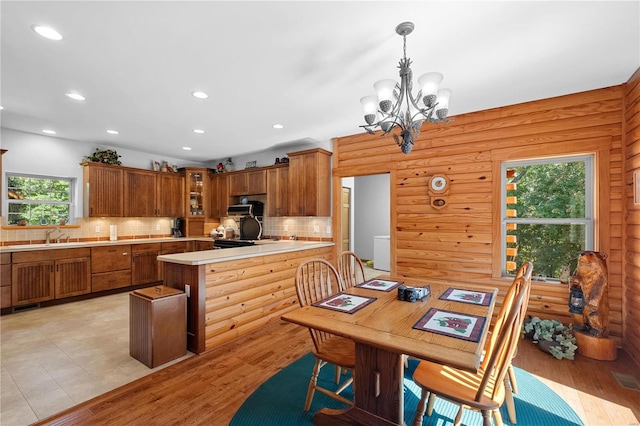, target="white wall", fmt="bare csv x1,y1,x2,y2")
1,128,207,219
205,139,332,171
353,173,390,261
